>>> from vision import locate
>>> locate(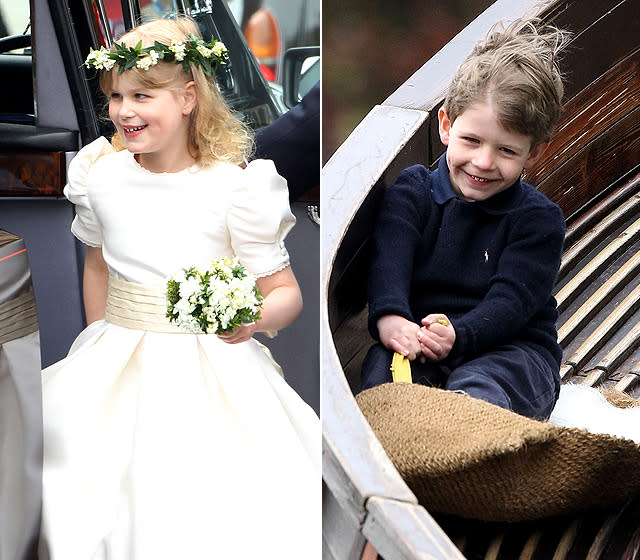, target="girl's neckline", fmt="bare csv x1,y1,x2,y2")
128,151,200,176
